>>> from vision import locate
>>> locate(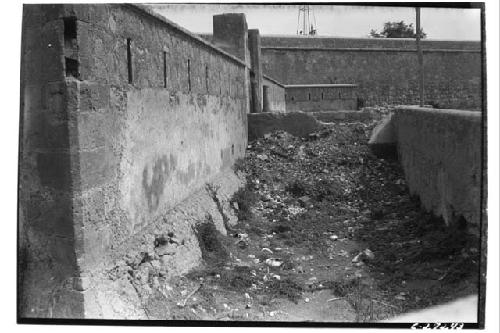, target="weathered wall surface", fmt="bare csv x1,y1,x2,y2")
260,35,480,50
263,75,286,112
19,4,248,318
19,4,85,318
247,112,322,141
313,110,380,123
261,36,482,110
285,84,358,112
393,107,482,232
